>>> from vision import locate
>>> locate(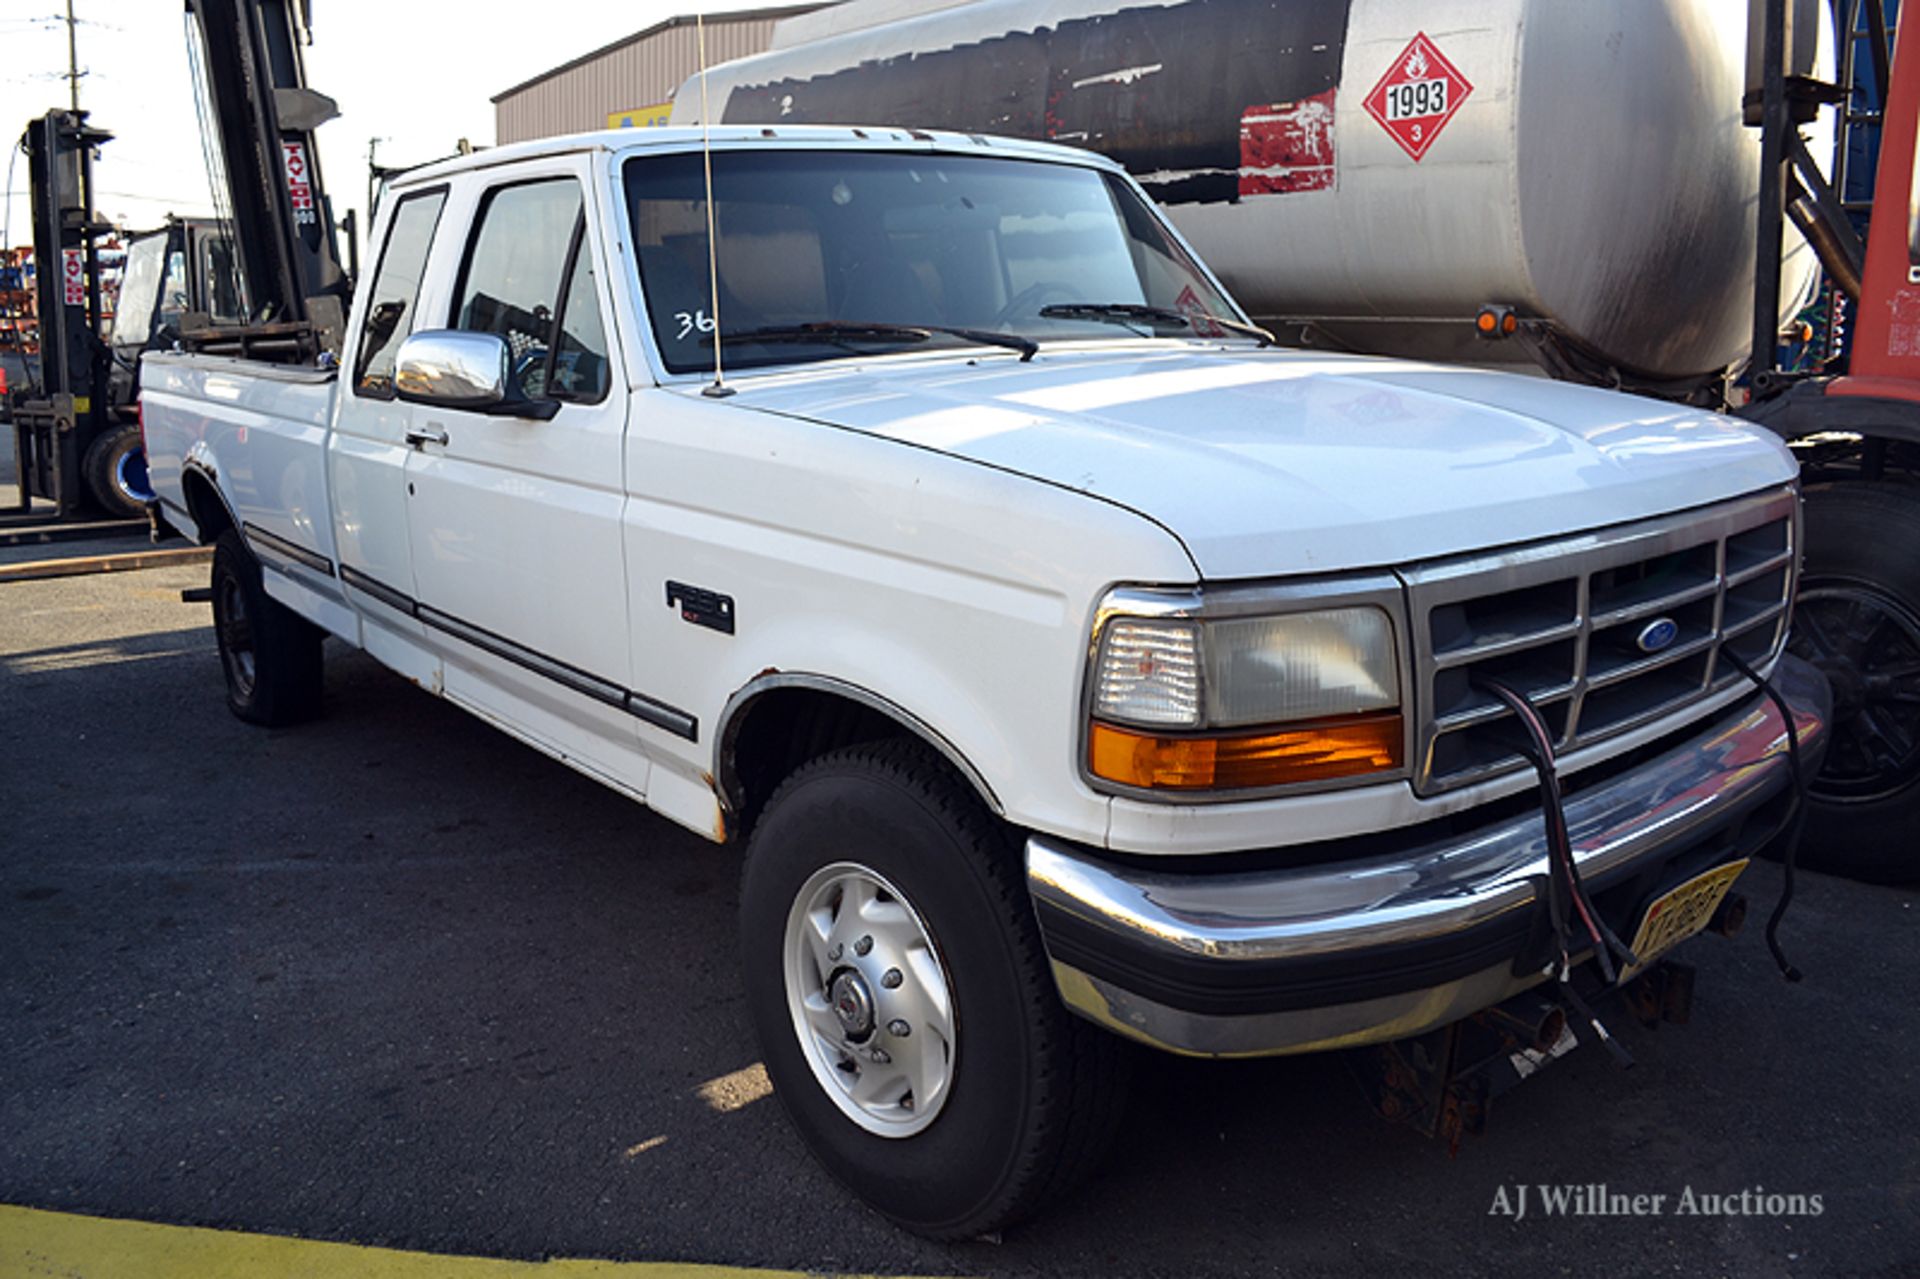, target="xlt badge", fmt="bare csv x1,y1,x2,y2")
667,581,735,635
